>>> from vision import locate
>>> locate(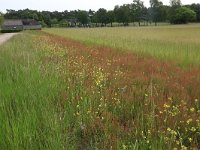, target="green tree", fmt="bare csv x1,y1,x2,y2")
131,0,145,26
41,11,52,27
189,4,200,22
150,0,164,25
50,18,58,26
0,12,4,25
114,5,131,26
107,10,115,27
96,8,108,26
168,0,182,23
174,7,196,24
77,10,89,26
